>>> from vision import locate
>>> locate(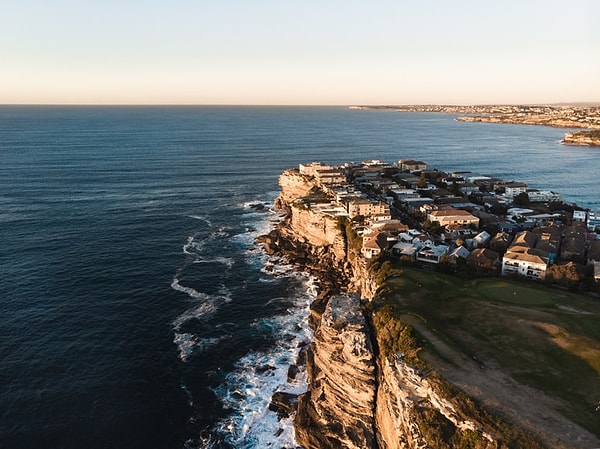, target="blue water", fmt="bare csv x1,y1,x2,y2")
1,106,599,449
